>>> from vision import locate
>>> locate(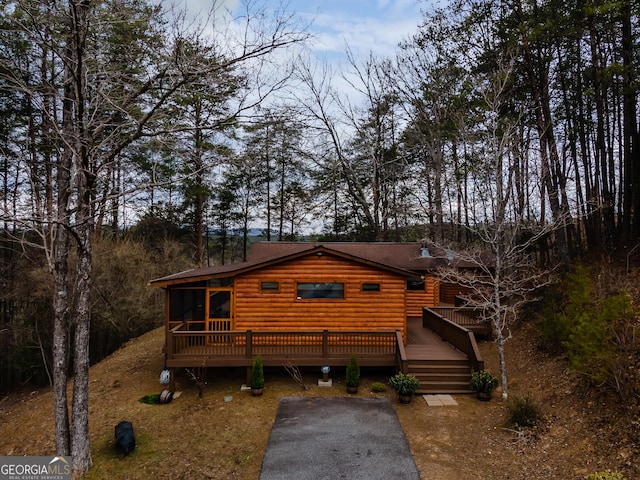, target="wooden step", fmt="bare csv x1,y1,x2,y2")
408,364,470,375
409,371,471,383
416,379,473,394
405,357,469,366
407,360,472,394
413,375,472,393
416,385,475,395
